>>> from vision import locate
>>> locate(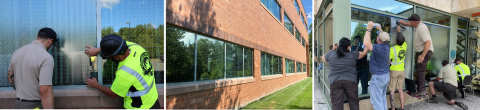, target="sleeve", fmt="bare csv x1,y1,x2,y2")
353,51,359,60
389,47,394,60
39,57,55,86
372,44,380,52
437,67,444,78
419,28,432,43
324,51,332,62
111,71,135,97
8,58,14,73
